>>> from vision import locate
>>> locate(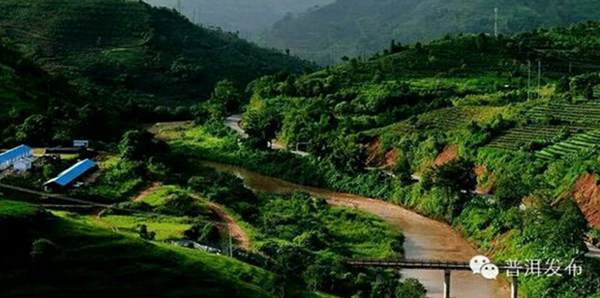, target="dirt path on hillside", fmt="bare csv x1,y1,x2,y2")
207,201,251,250
130,183,251,250
132,182,162,202
189,194,251,250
